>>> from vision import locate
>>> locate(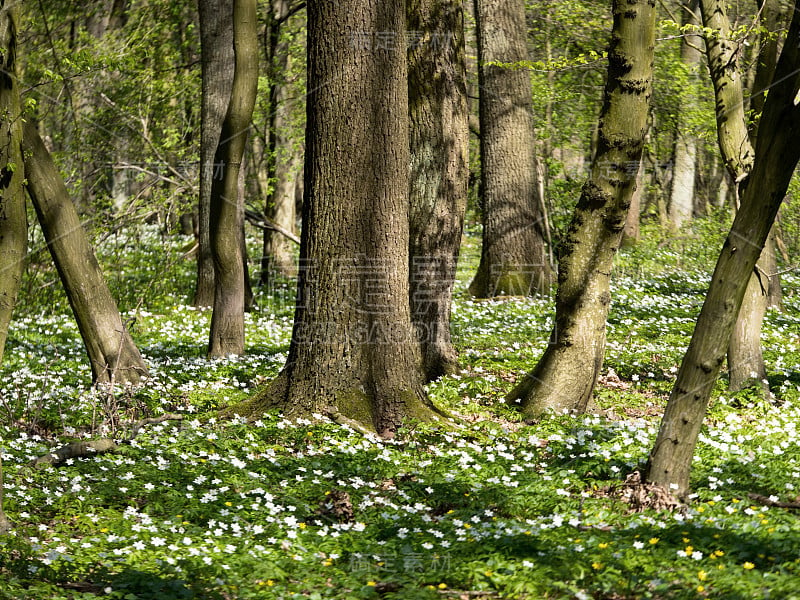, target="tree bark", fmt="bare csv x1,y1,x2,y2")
22,121,149,385
259,0,301,286
646,2,800,495
469,0,550,297
207,0,258,356
699,0,781,393
243,0,441,435
407,0,469,381
0,0,25,367
507,0,656,417
195,0,234,308
668,1,702,229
